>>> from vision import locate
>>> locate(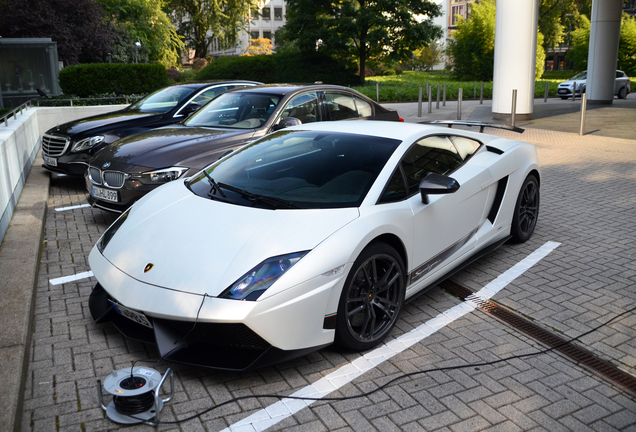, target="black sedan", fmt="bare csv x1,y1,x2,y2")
41,81,261,176
86,84,403,213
